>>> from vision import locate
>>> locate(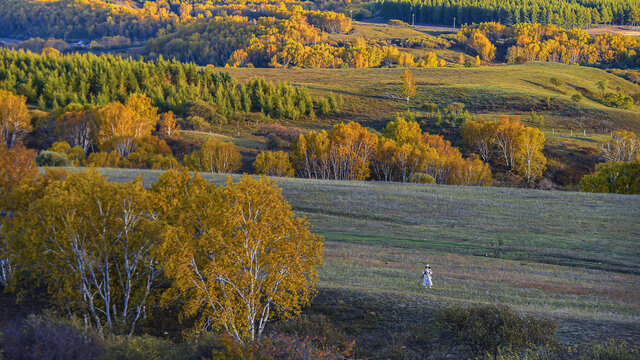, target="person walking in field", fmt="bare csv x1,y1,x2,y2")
422,265,433,289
